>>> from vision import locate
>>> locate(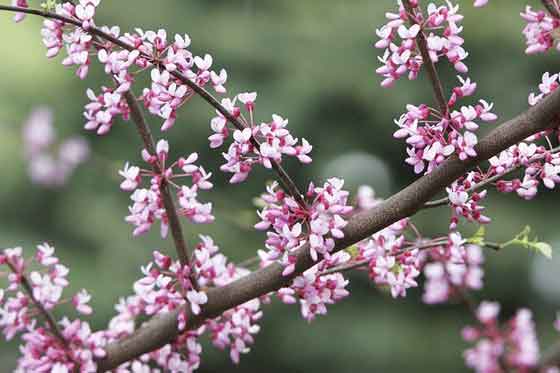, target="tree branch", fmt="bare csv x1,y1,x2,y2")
0,4,307,209
6,261,68,348
96,83,560,371
124,91,193,272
